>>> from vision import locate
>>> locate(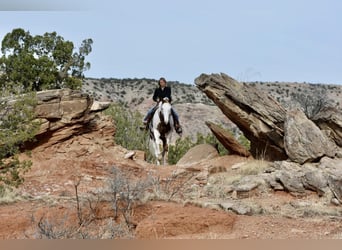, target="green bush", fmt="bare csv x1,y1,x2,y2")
0,28,93,91
103,103,152,160
168,136,194,164
238,134,251,150
0,90,40,195
105,102,250,165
